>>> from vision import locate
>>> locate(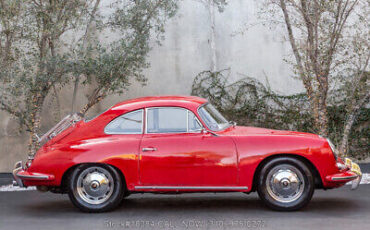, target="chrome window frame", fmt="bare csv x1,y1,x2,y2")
187,110,203,132
145,106,203,134
197,103,230,132
104,109,144,135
